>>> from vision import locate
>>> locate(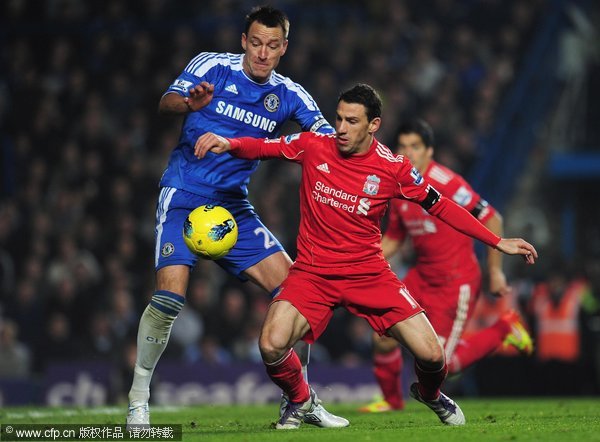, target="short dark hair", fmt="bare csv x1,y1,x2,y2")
338,83,382,122
395,119,435,148
245,5,289,39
